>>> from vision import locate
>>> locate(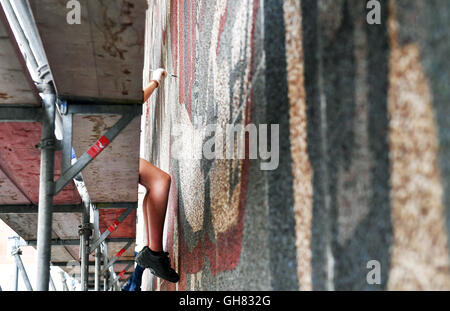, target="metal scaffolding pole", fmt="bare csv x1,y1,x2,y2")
9,237,20,291
61,112,73,174
59,271,69,291
36,83,56,291
93,205,101,291
0,1,143,293
10,0,50,81
12,262,18,291
79,203,91,291
11,246,33,291
0,0,39,79
103,242,109,291
49,273,56,291
95,248,101,291
70,279,76,291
